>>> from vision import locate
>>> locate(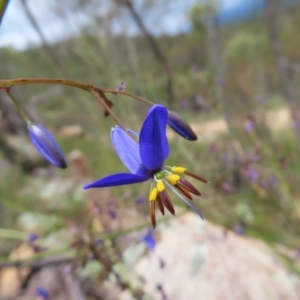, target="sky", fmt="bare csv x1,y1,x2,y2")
0,0,242,50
